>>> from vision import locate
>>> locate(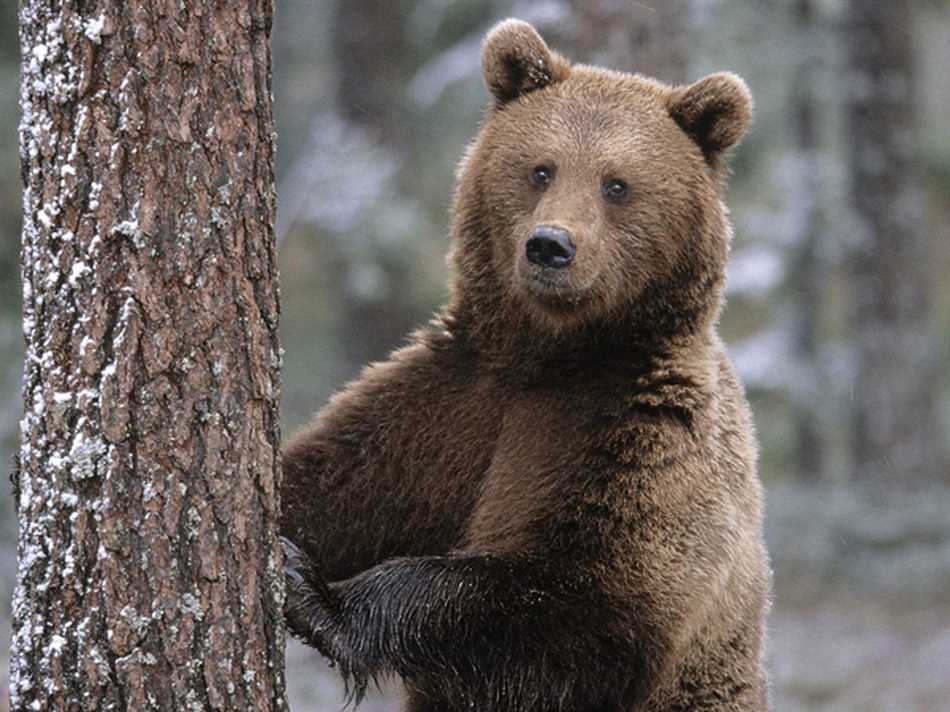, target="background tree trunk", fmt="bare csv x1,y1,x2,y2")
570,0,690,82
12,2,286,710
787,0,826,482
331,0,418,370
843,0,945,482
333,0,407,147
